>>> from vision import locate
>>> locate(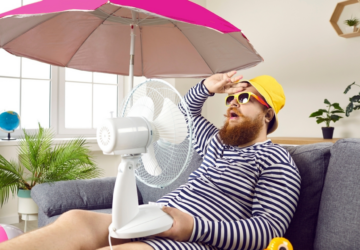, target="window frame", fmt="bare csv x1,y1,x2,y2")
57,66,125,138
